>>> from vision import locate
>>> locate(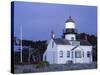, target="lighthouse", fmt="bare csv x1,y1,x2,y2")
43,16,92,64
63,16,77,40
